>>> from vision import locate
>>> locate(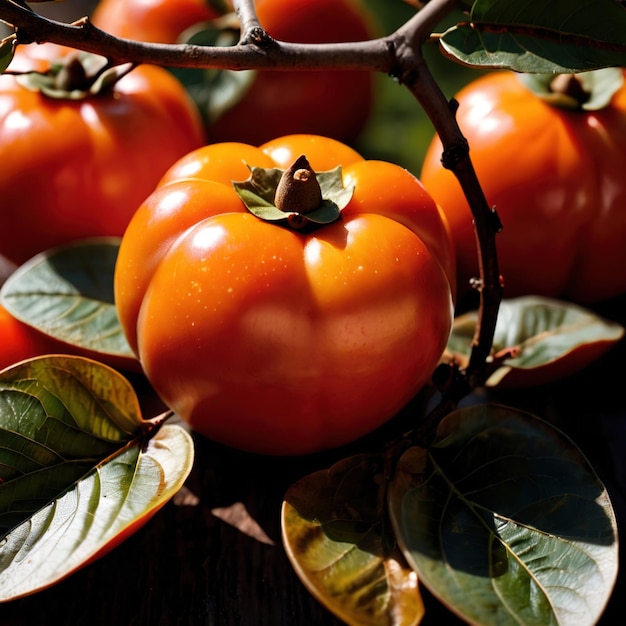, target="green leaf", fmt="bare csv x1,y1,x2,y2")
388,404,618,626
0,238,136,364
0,355,146,532
16,52,130,99
0,424,192,601
447,296,624,388
0,36,15,74
0,355,193,600
283,454,424,626
441,0,626,73
233,165,353,229
518,68,625,111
